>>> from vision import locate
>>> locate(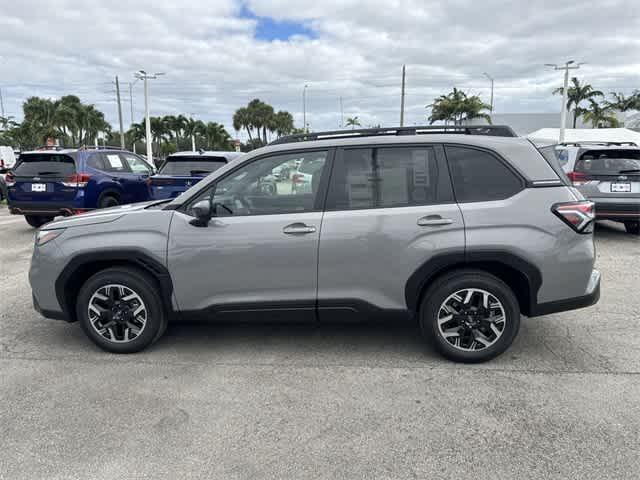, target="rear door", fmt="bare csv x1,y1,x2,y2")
99,152,136,204
9,152,77,204
317,144,464,319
